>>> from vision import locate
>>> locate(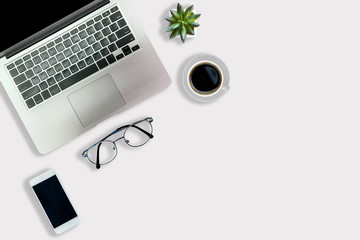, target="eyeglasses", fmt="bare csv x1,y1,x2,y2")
82,117,154,169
